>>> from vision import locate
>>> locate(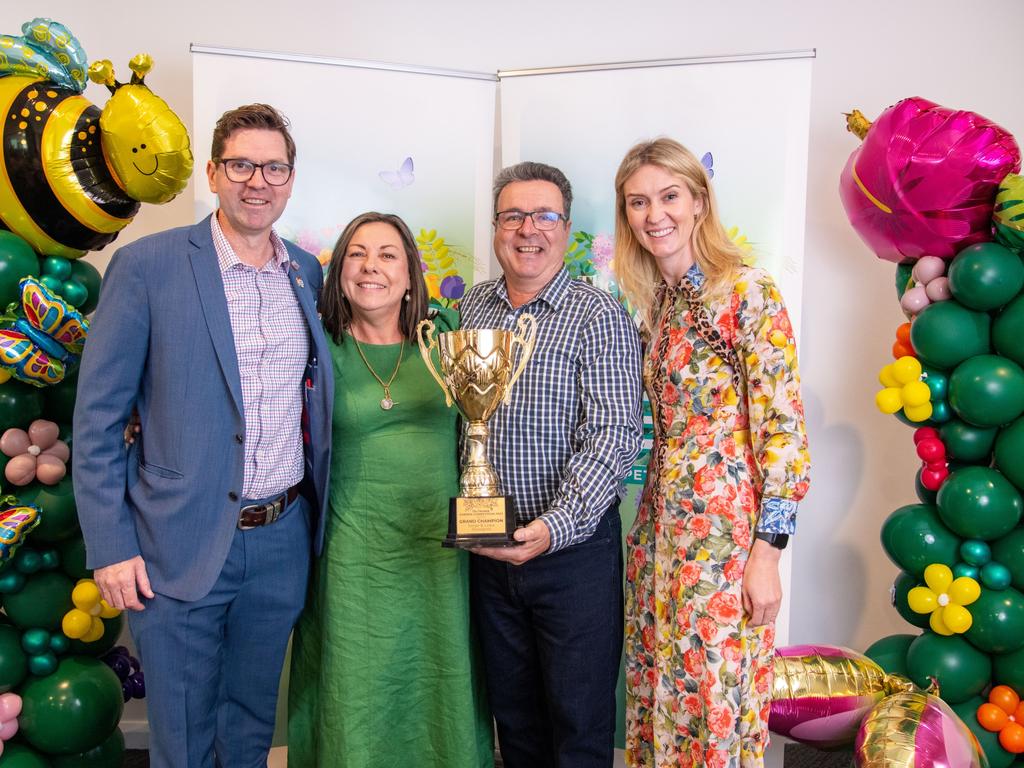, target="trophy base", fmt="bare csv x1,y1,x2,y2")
442,496,520,549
